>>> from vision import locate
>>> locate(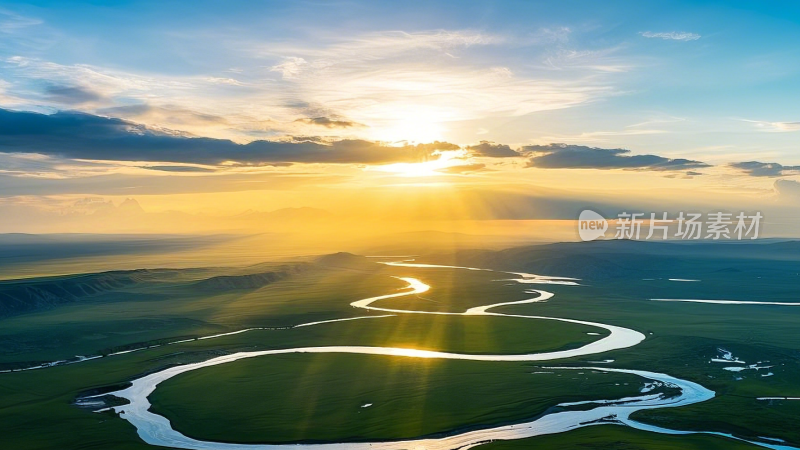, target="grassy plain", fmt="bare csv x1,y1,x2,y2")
2,242,800,449
150,354,645,443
